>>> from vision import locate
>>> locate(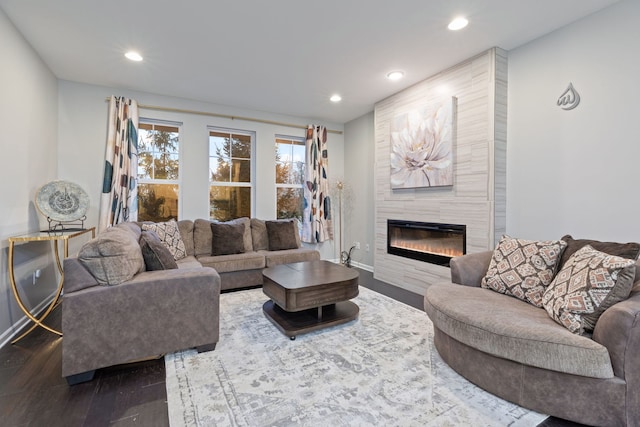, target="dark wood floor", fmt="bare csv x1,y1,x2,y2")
0,268,582,426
